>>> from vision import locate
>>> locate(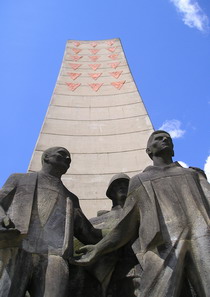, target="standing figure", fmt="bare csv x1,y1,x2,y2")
69,173,134,297
75,131,210,297
0,147,102,297
90,173,140,297
91,173,131,229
